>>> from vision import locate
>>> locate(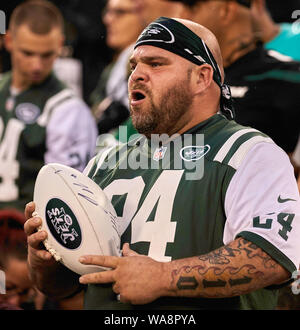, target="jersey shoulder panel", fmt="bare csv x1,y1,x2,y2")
37,87,77,127
202,117,273,170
